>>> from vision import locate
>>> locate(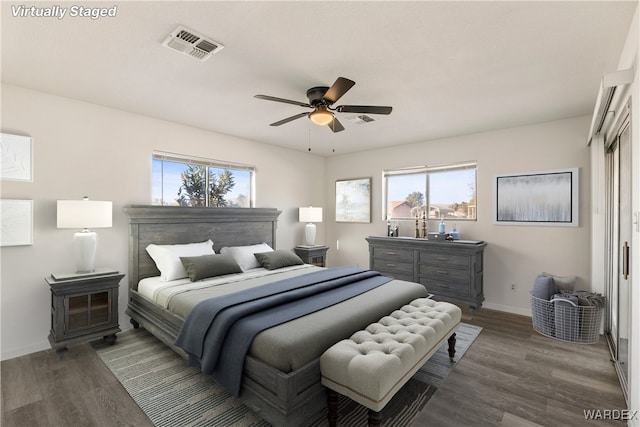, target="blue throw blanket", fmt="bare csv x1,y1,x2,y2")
174,266,391,396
